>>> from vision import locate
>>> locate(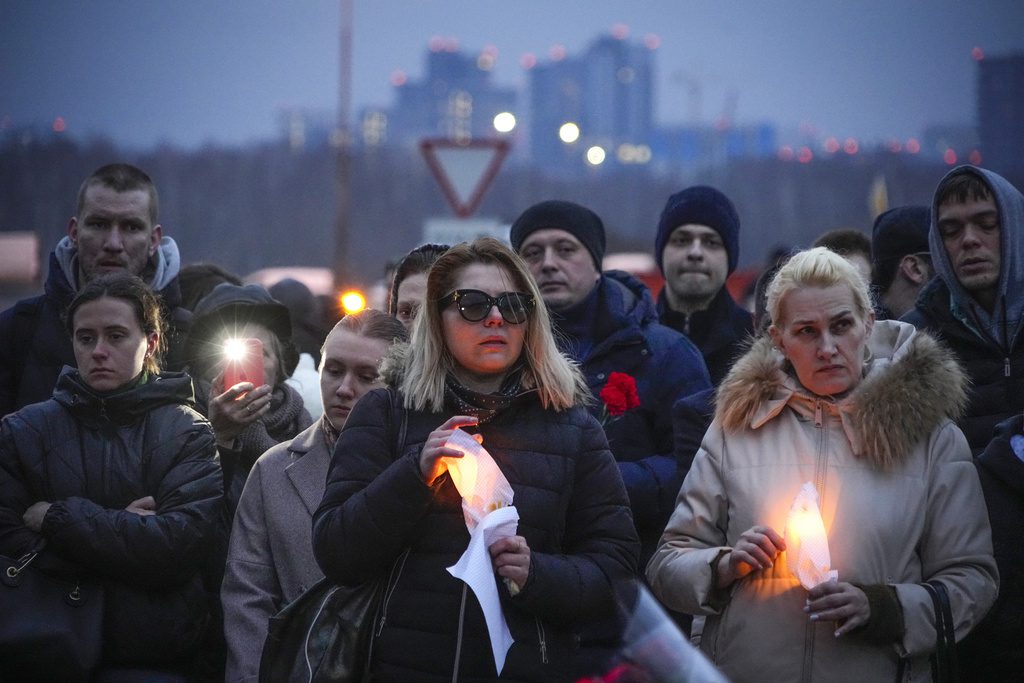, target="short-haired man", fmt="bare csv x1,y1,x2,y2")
654,185,753,384
0,163,189,416
870,206,932,320
511,199,711,565
812,227,873,284
903,166,1024,454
